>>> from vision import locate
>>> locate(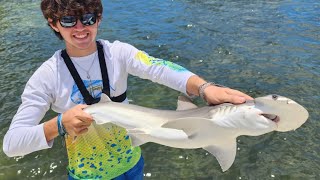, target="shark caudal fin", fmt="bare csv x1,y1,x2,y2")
127,127,189,147
203,139,237,172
